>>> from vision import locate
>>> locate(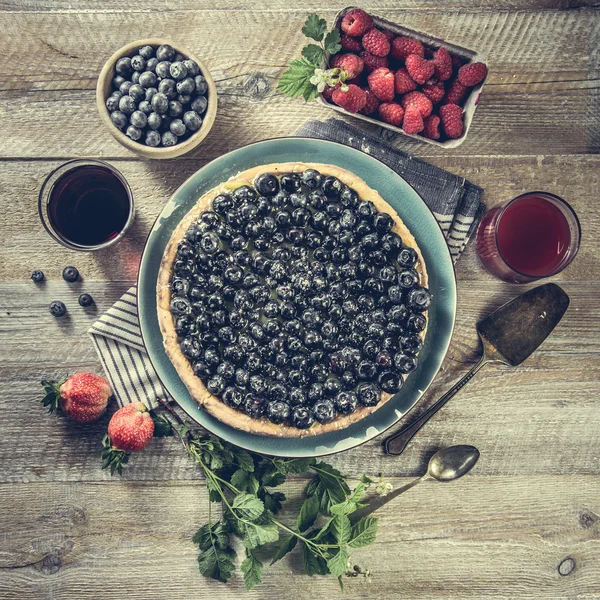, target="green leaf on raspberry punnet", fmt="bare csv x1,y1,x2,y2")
302,13,328,41
301,44,326,66
277,58,318,99
323,29,341,55
40,379,63,414
326,546,349,578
